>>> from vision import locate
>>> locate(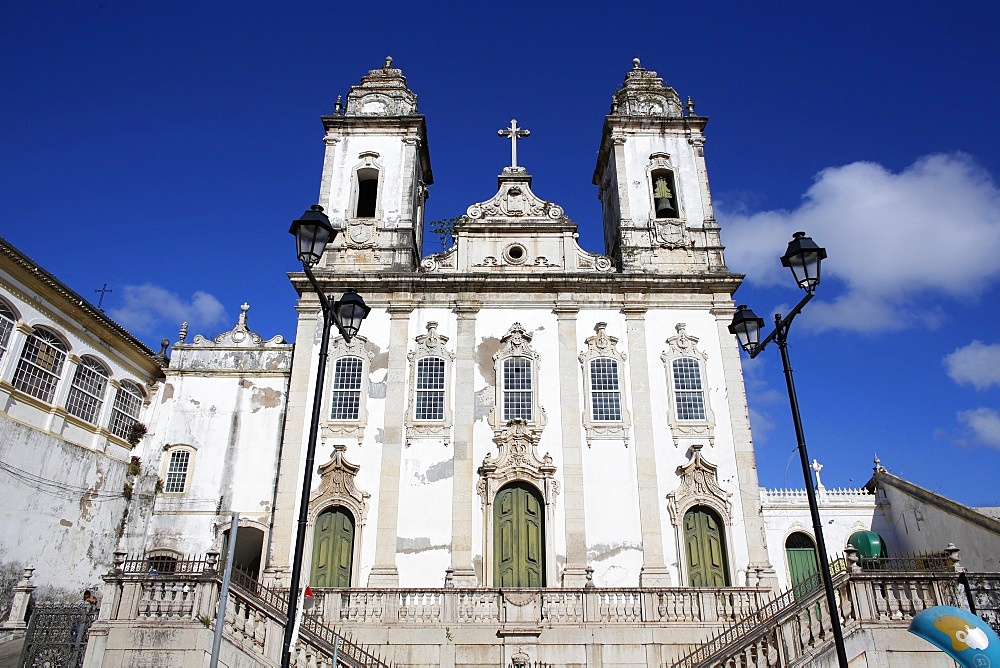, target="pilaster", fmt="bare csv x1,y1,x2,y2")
554,305,589,587
448,303,480,586
367,304,413,587
622,305,671,586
